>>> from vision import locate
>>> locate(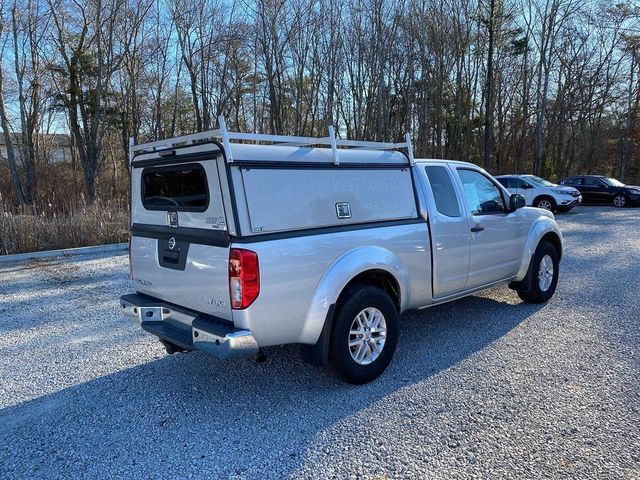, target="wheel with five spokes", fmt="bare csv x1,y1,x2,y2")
329,285,399,384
